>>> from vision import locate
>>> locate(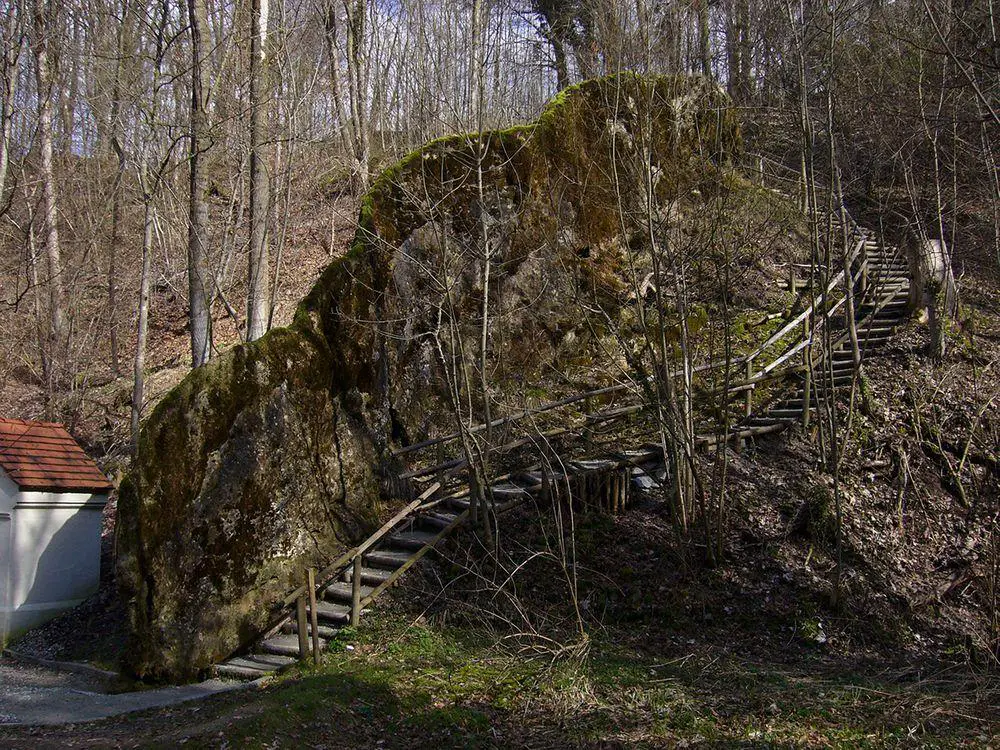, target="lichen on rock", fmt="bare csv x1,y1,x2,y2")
116,73,748,682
